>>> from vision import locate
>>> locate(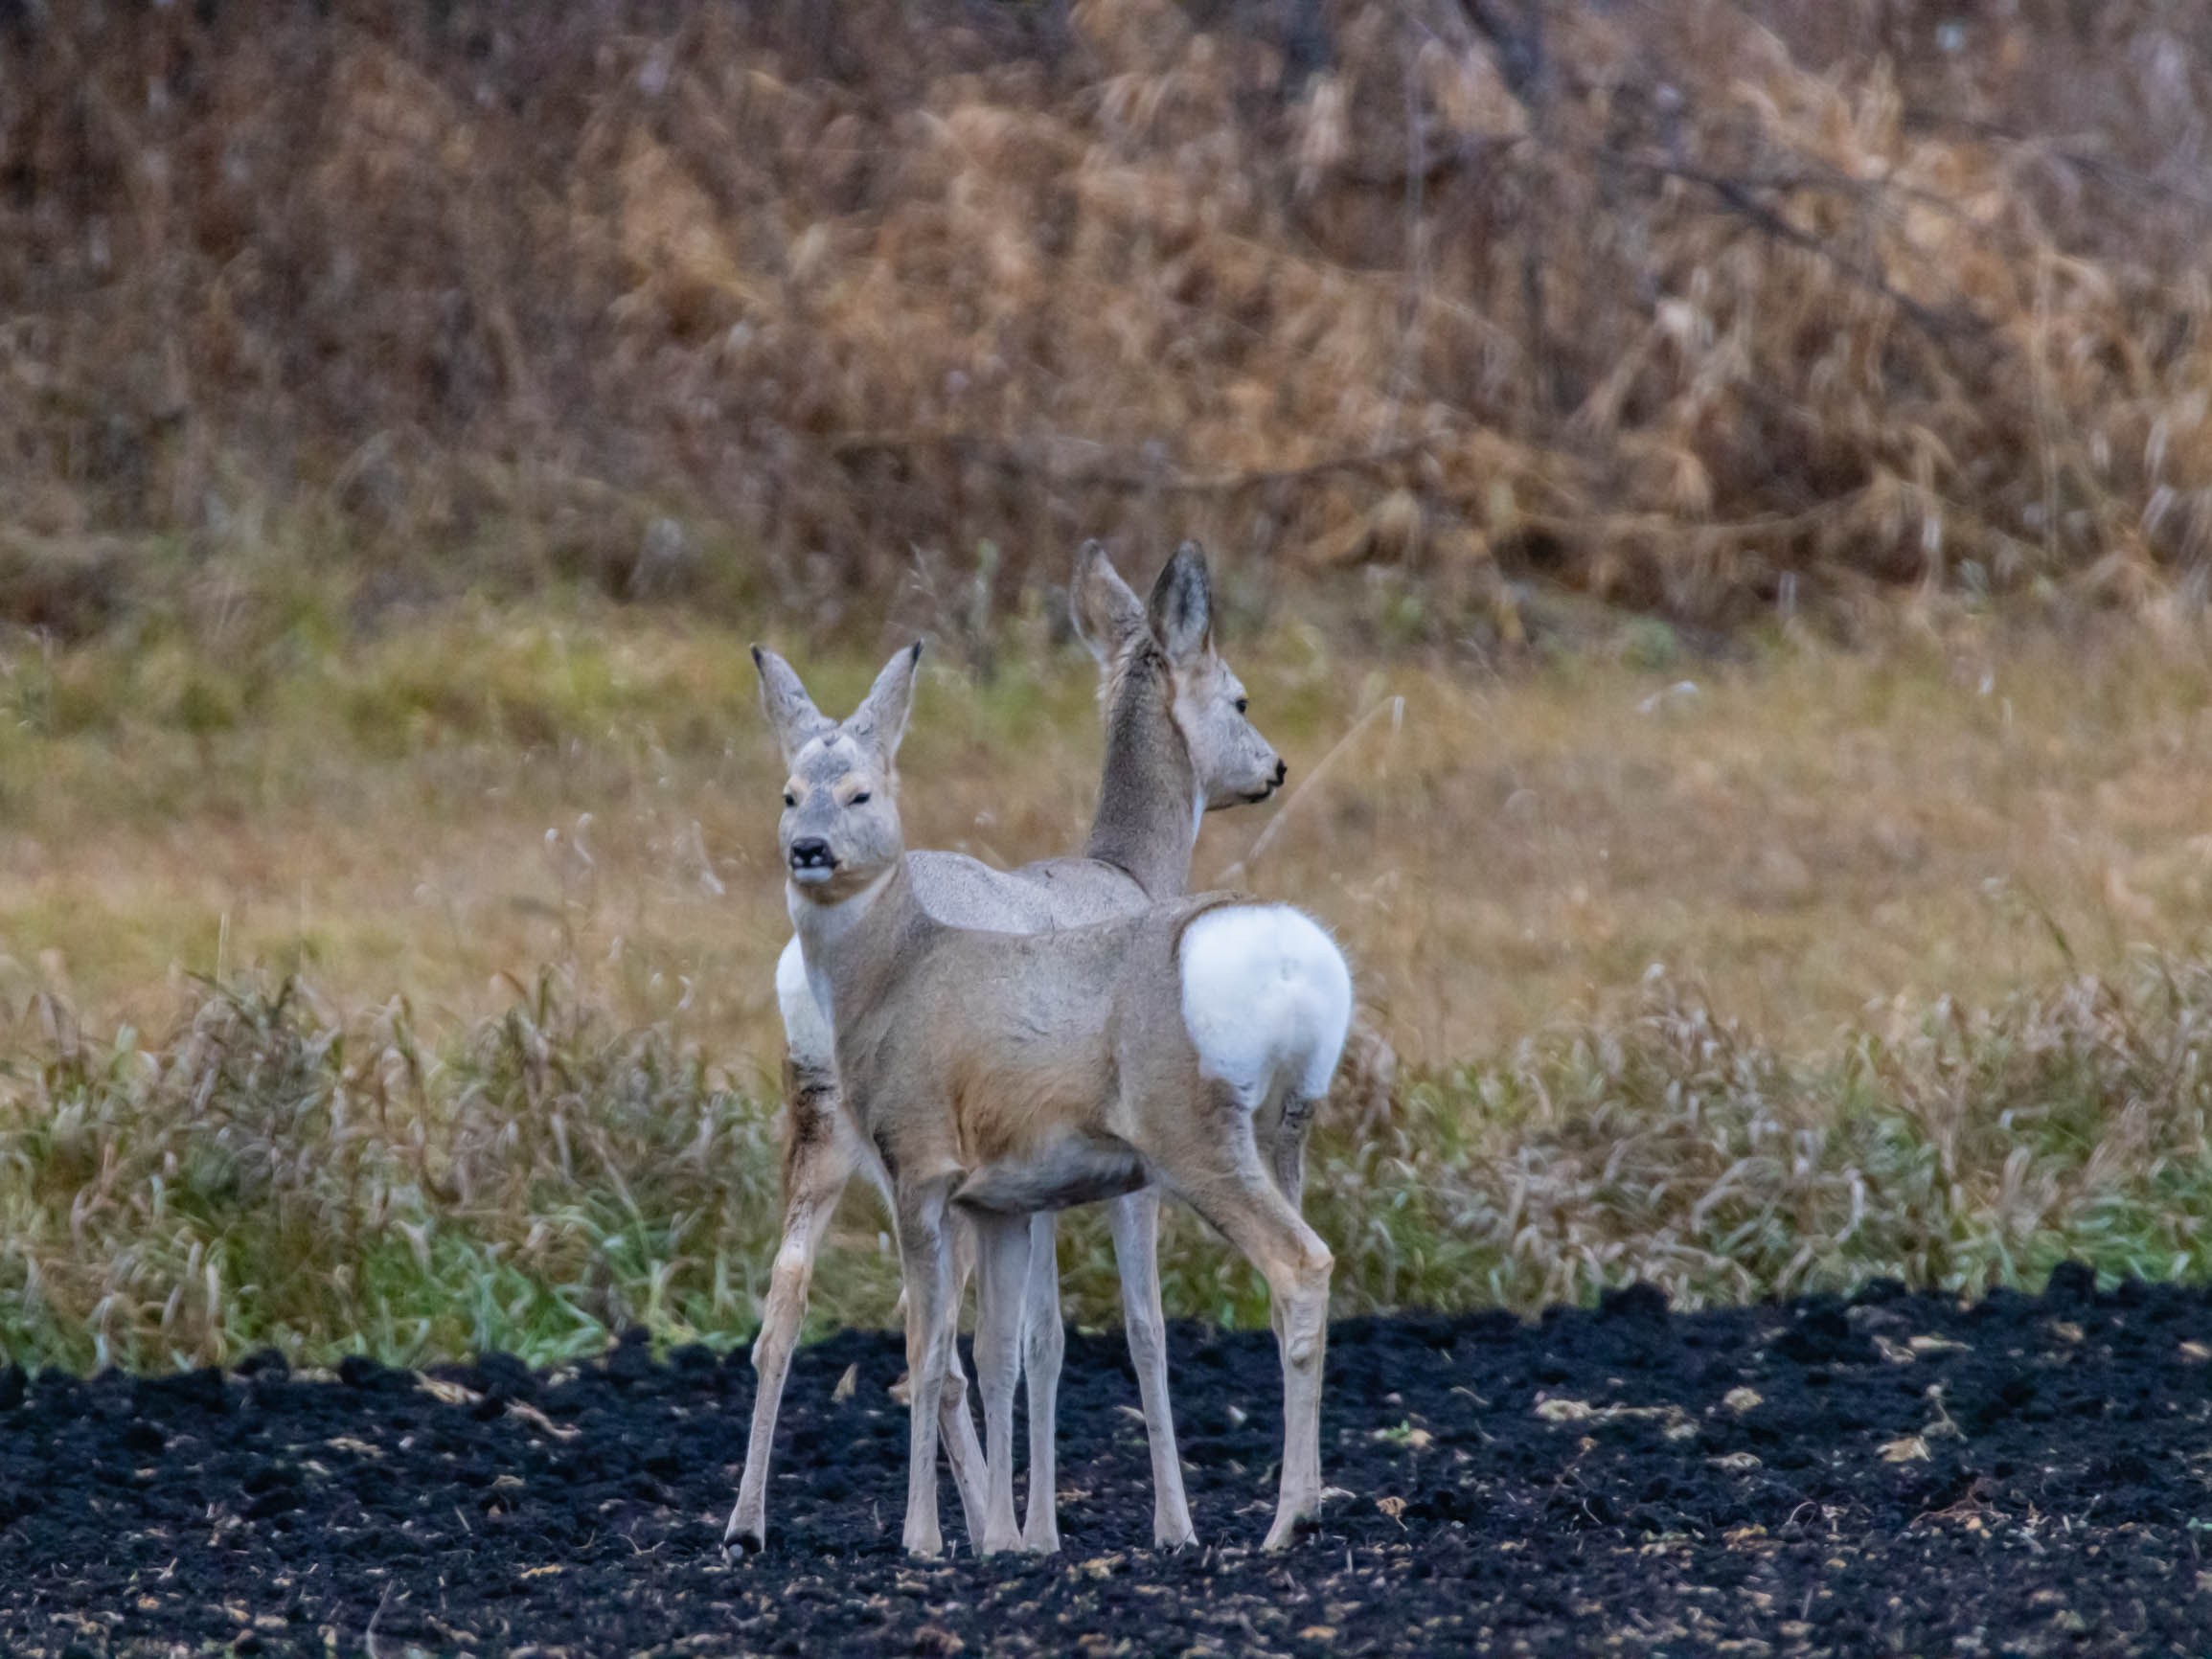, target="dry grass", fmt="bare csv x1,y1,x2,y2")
1,972,795,1371
11,940,2212,1373
11,596,2212,1071
6,599,2212,1367
11,1,2212,639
